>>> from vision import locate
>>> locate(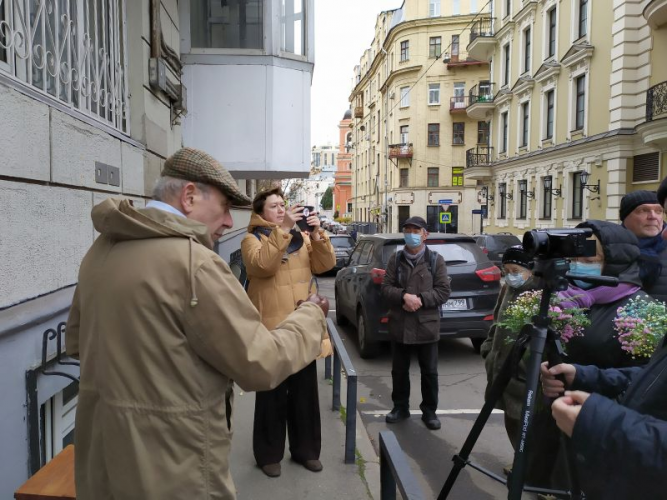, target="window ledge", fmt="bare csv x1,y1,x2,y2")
541,138,554,147
452,143,465,147
428,144,441,147
428,103,441,106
